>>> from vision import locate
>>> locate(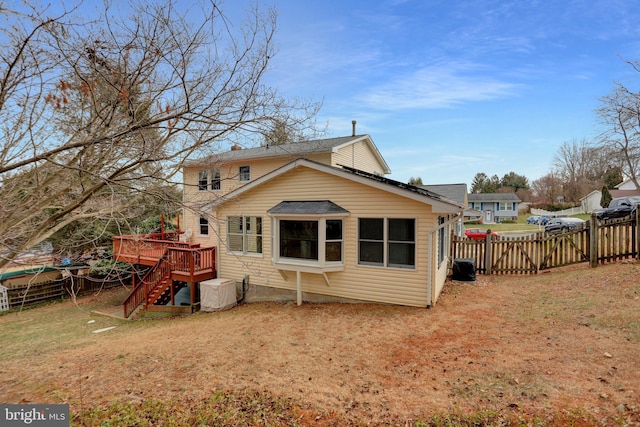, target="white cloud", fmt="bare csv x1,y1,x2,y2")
360,62,520,110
